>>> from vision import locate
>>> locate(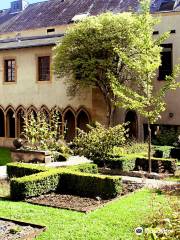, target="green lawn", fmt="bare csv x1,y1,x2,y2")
0,189,174,240
0,147,11,166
